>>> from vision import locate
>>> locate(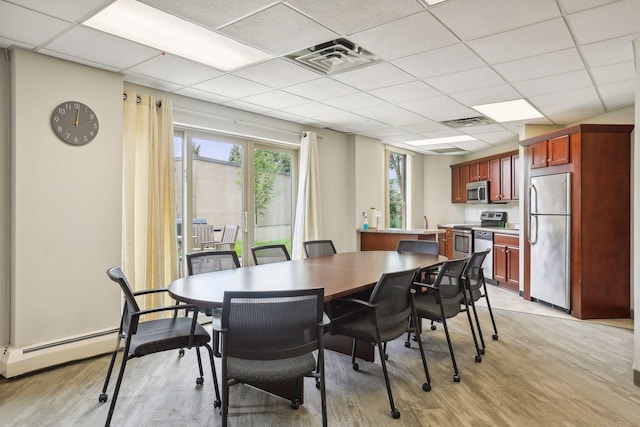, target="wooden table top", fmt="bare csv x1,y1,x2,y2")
168,250,446,307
